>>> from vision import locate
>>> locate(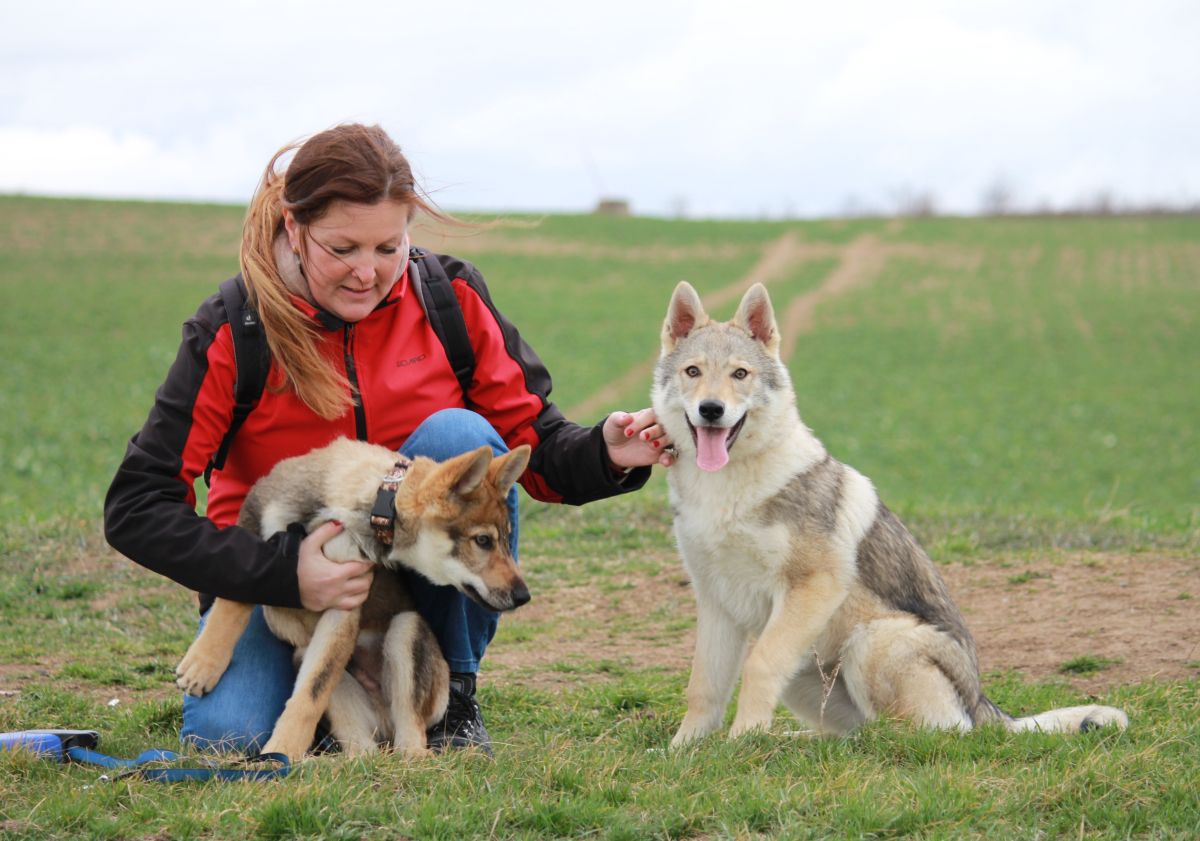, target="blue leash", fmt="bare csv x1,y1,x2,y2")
66,746,291,782
1,730,290,782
